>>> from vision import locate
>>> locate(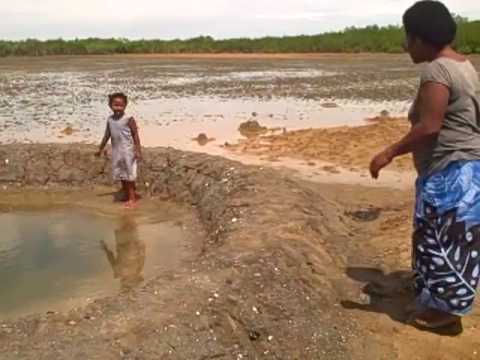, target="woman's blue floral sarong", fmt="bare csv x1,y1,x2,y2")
414,160,480,316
